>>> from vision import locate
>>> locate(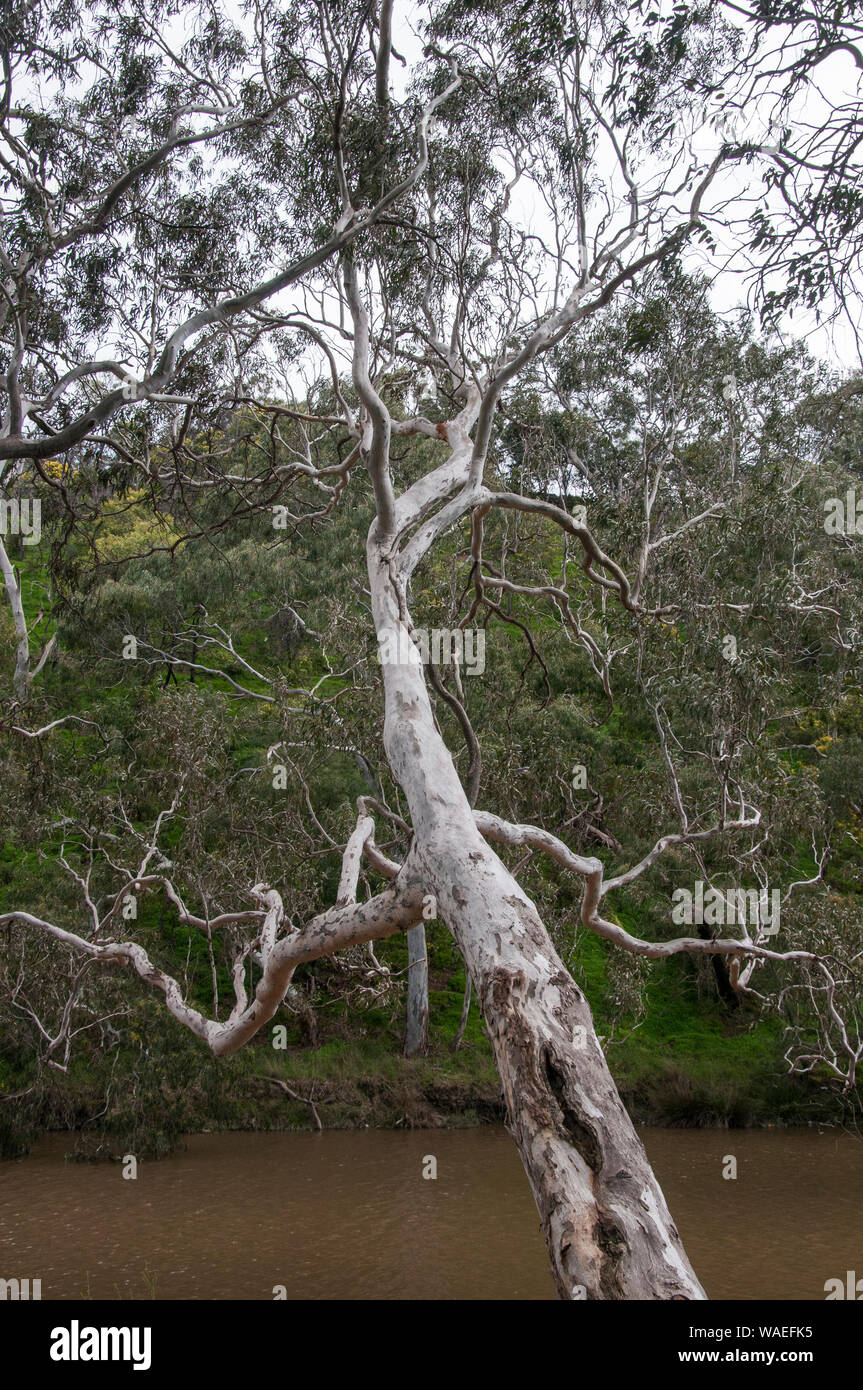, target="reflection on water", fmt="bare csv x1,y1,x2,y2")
0,1126,860,1300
